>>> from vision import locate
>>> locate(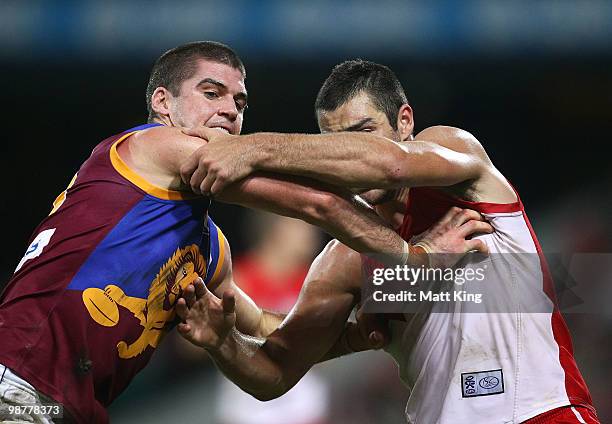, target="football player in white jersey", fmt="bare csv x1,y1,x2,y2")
177,60,598,423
